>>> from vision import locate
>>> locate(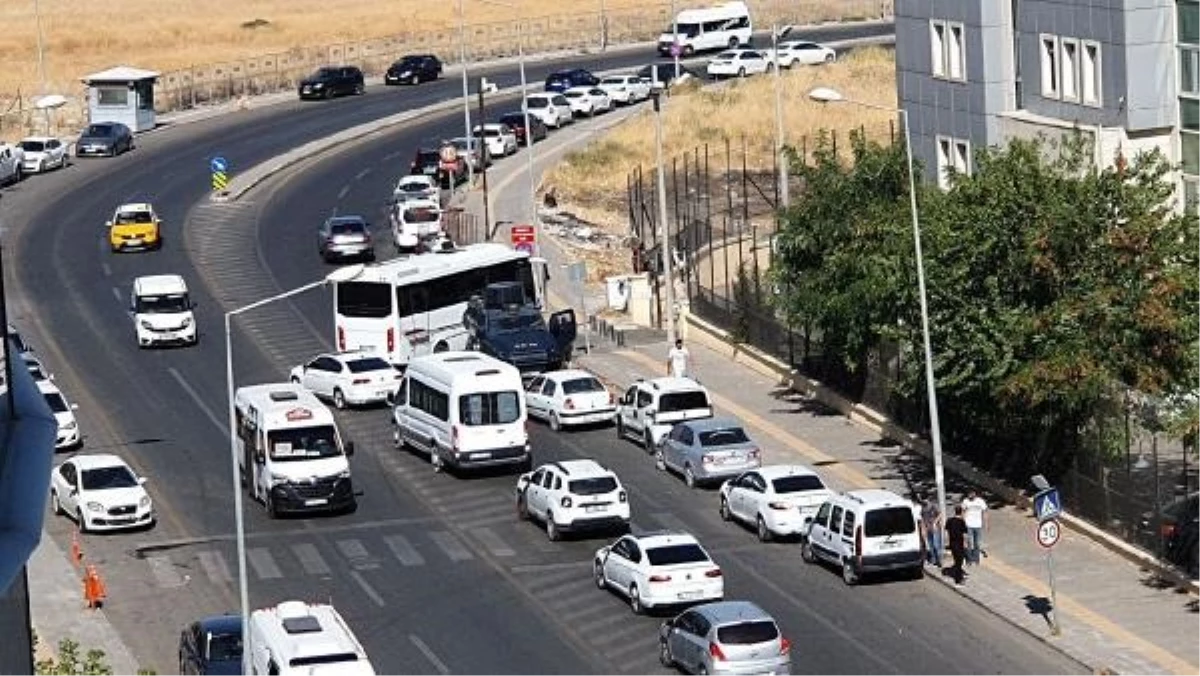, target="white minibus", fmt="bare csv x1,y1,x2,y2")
657,1,753,55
